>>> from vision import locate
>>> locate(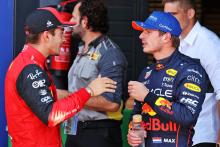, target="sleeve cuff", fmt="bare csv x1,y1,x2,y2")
143,92,158,106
